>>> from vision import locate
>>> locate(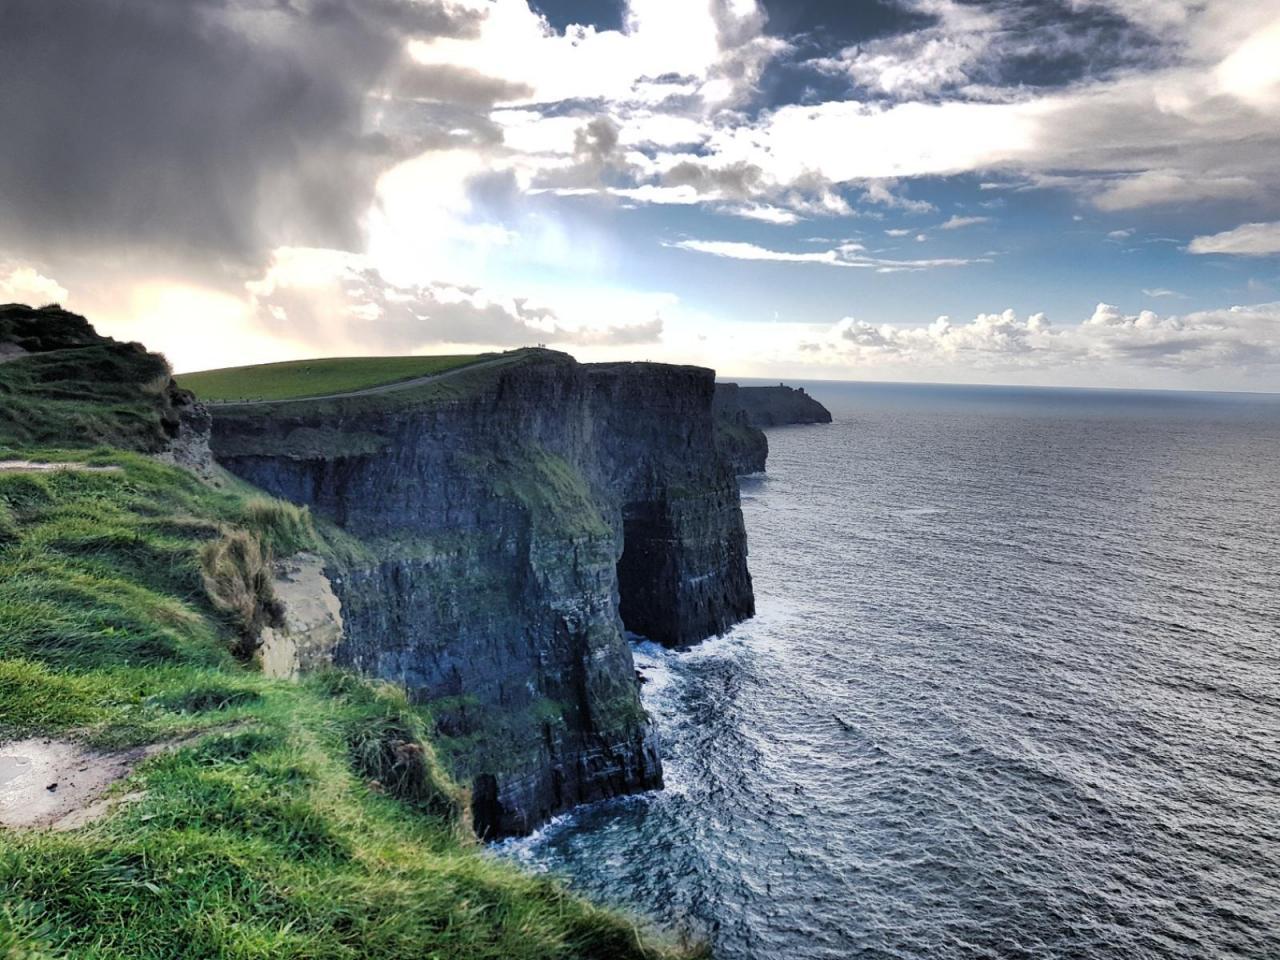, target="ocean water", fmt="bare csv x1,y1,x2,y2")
500,382,1280,960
